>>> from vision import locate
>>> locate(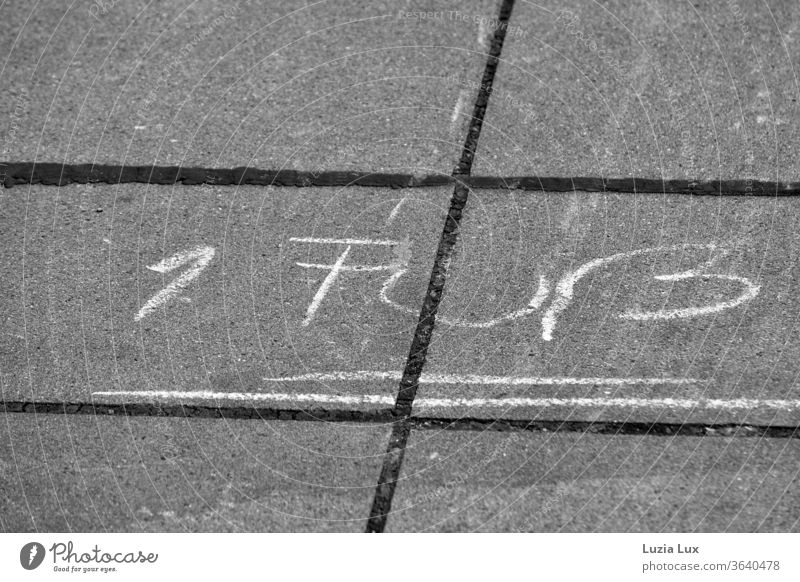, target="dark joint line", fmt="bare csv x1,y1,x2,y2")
467,175,800,196
3,163,798,196
365,0,516,534
2,401,796,439
0,162,451,189
410,417,800,439
0,401,399,422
